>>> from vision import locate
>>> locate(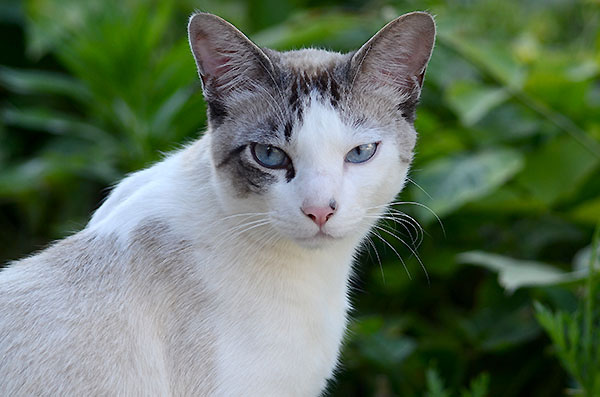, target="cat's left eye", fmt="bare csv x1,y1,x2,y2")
251,143,291,169
345,142,379,164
